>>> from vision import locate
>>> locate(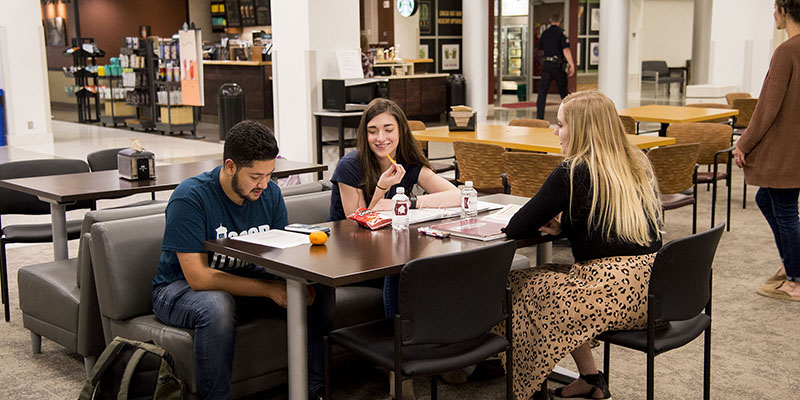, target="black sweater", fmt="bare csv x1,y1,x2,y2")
504,162,661,262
